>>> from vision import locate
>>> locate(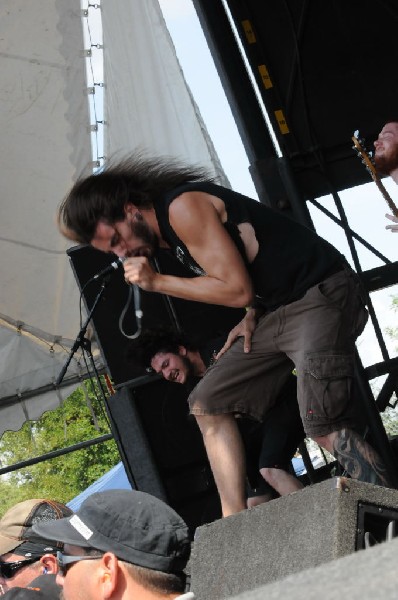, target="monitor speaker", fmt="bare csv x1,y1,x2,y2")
190,477,398,599
107,379,221,531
